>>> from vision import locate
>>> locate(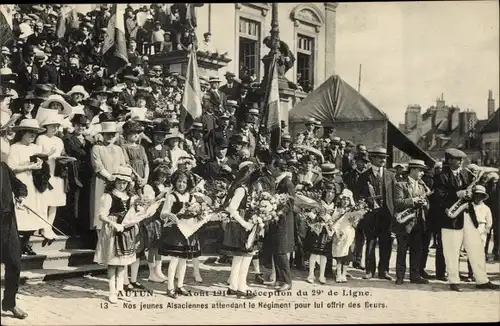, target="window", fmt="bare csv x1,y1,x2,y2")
296,34,315,92
238,18,260,80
